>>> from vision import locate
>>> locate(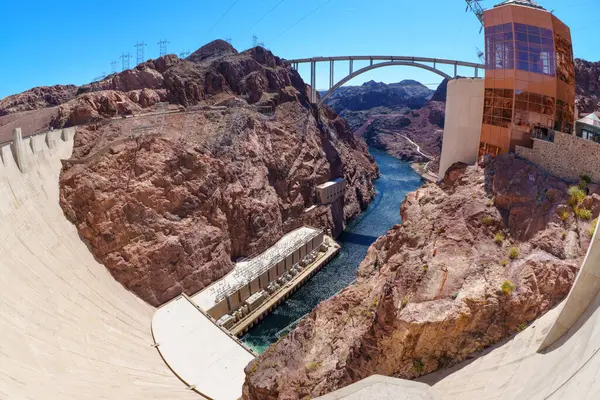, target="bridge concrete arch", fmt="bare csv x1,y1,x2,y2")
317,61,452,106
285,56,484,105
